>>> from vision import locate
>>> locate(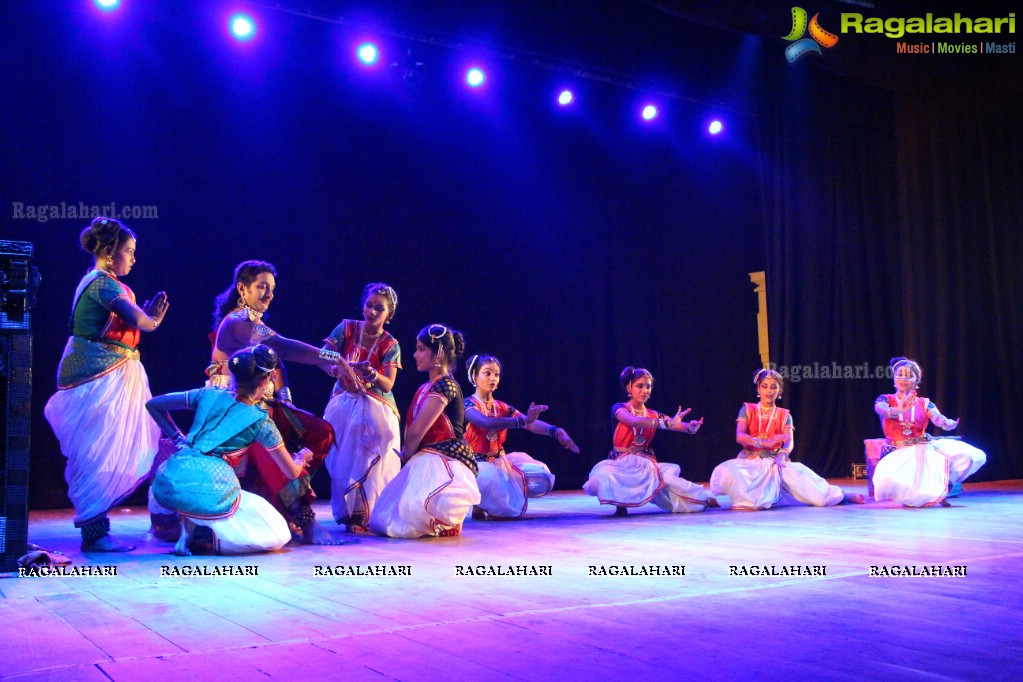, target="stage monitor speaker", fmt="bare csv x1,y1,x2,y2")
1,240,38,573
